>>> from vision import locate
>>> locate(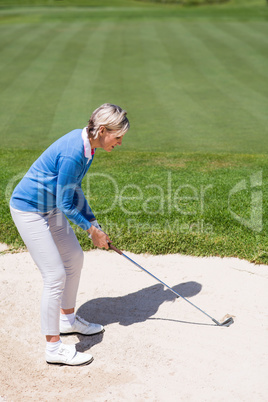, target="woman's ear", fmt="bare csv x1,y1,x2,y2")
98,125,105,136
